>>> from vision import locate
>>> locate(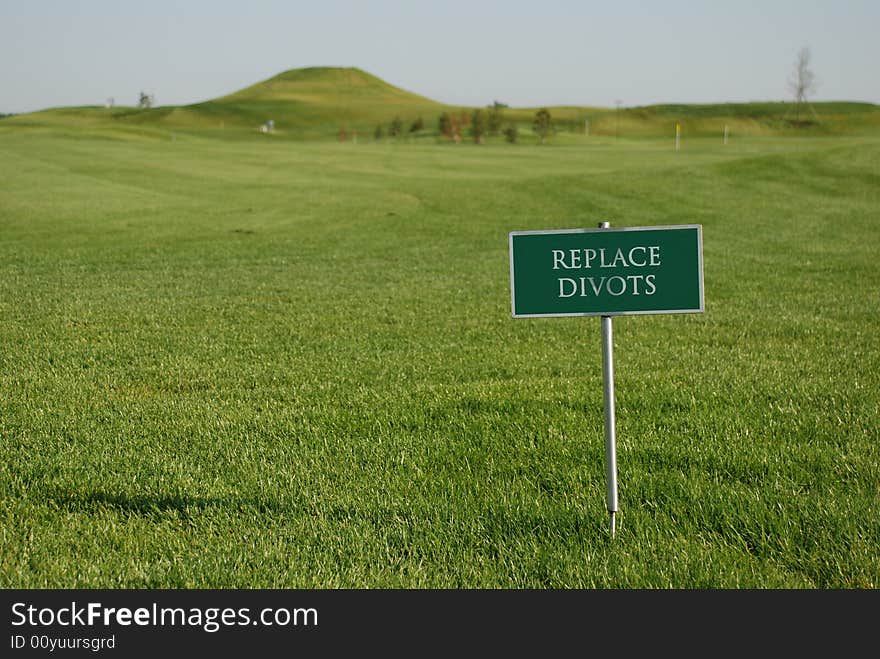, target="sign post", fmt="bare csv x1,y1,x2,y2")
597,222,618,536
509,222,704,536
